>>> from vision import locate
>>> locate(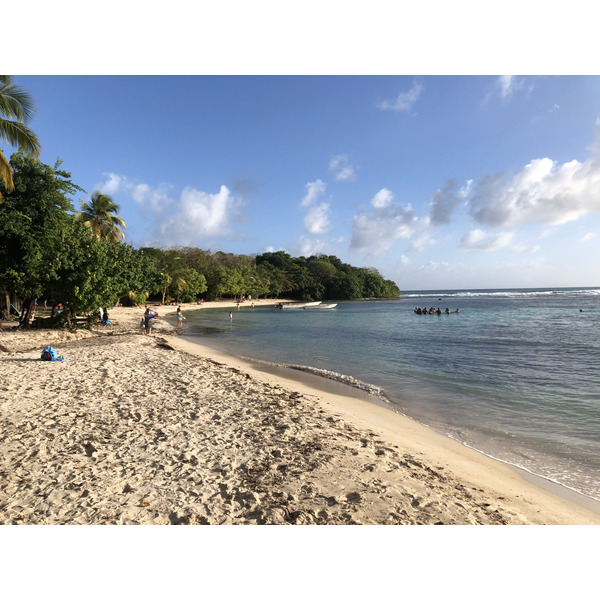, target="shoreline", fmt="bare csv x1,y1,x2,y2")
168,333,600,521
179,302,600,515
186,336,600,515
260,356,600,515
1,301,599,524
